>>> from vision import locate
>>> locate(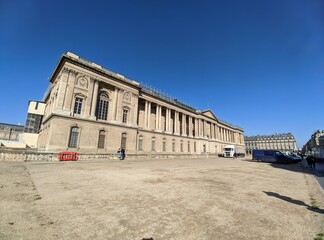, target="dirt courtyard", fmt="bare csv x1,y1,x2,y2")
1,157,324,240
